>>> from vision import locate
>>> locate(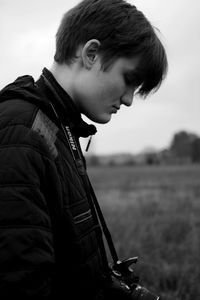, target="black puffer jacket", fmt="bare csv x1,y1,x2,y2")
0,68,109,299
